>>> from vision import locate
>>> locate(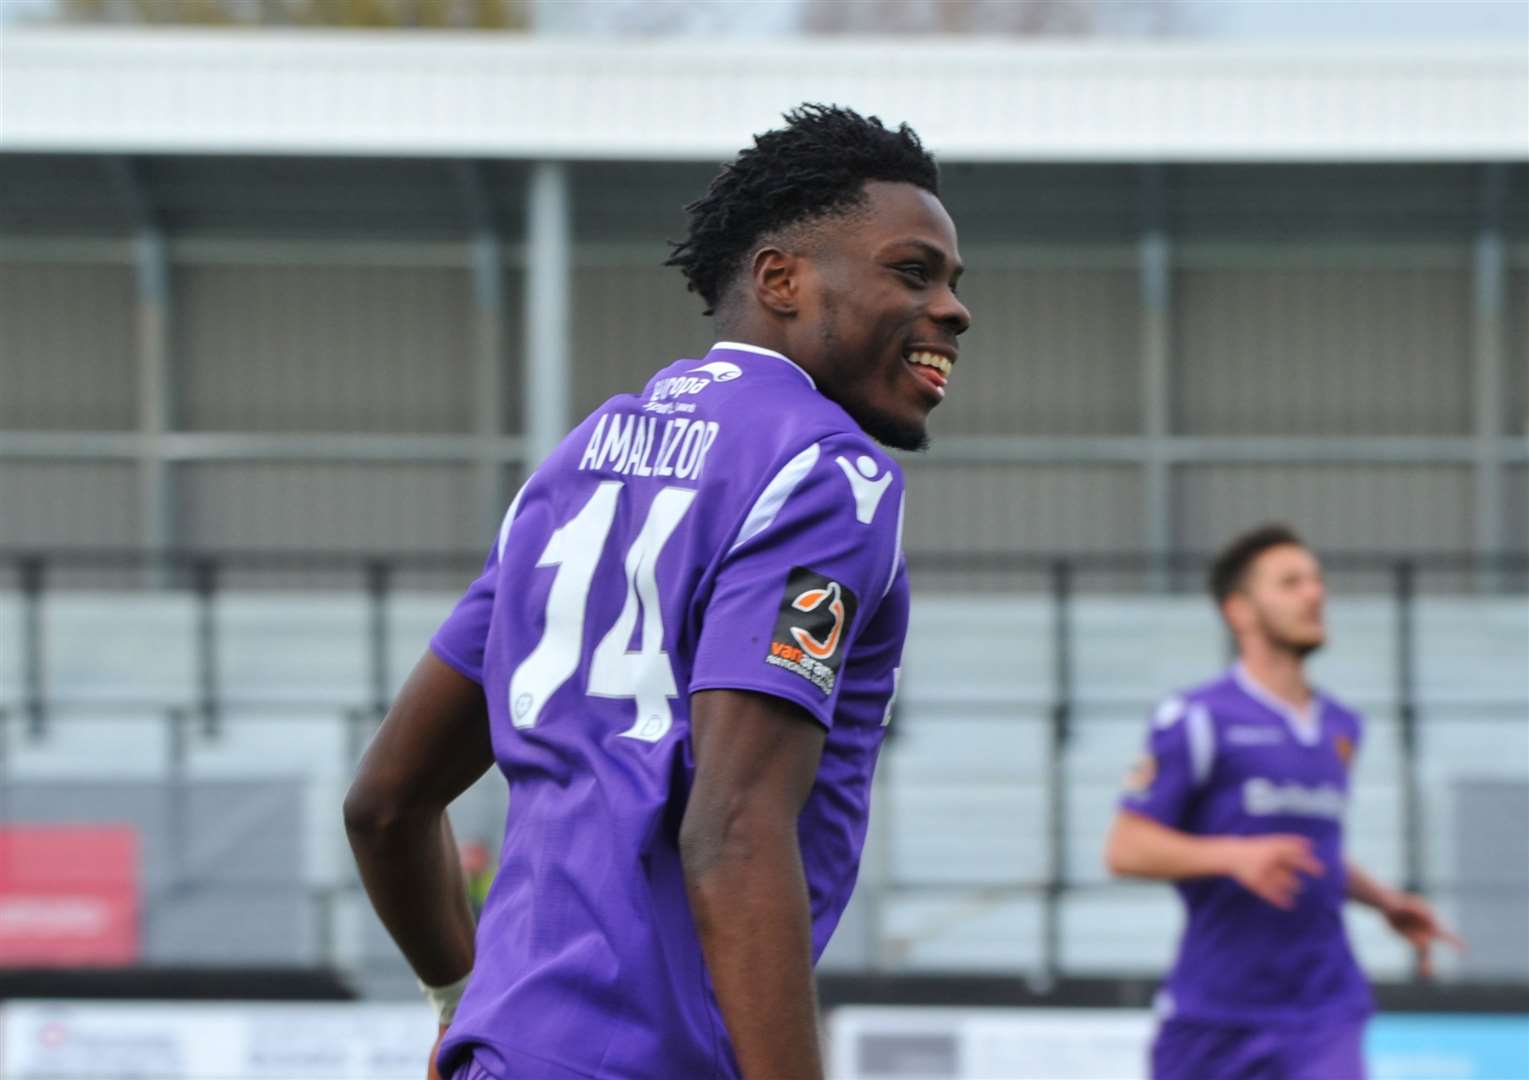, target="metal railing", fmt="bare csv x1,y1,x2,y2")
1,548,1525,983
